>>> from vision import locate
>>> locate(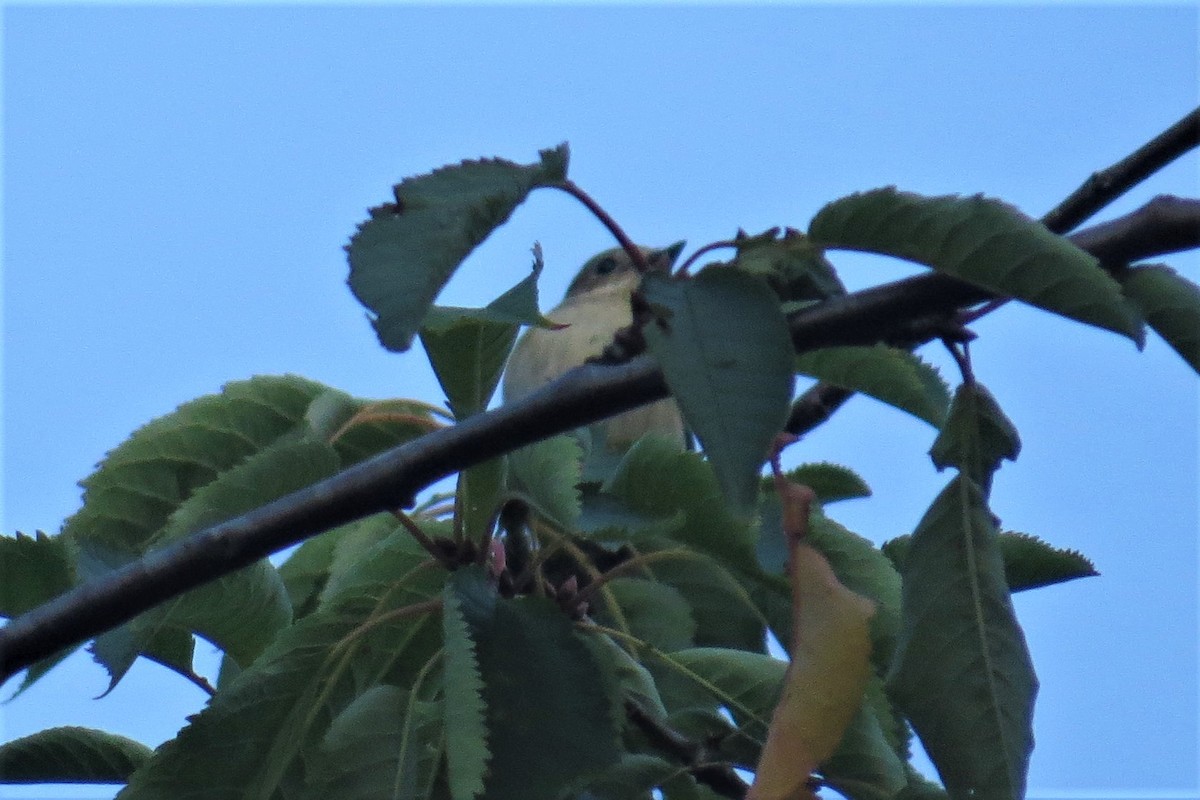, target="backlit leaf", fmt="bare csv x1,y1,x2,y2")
886,477,1037,800
809,188,1142,342
347,145,568,351
1119,263,1200,373
0,726,152,785
642,267,796,515
794,345,950,428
